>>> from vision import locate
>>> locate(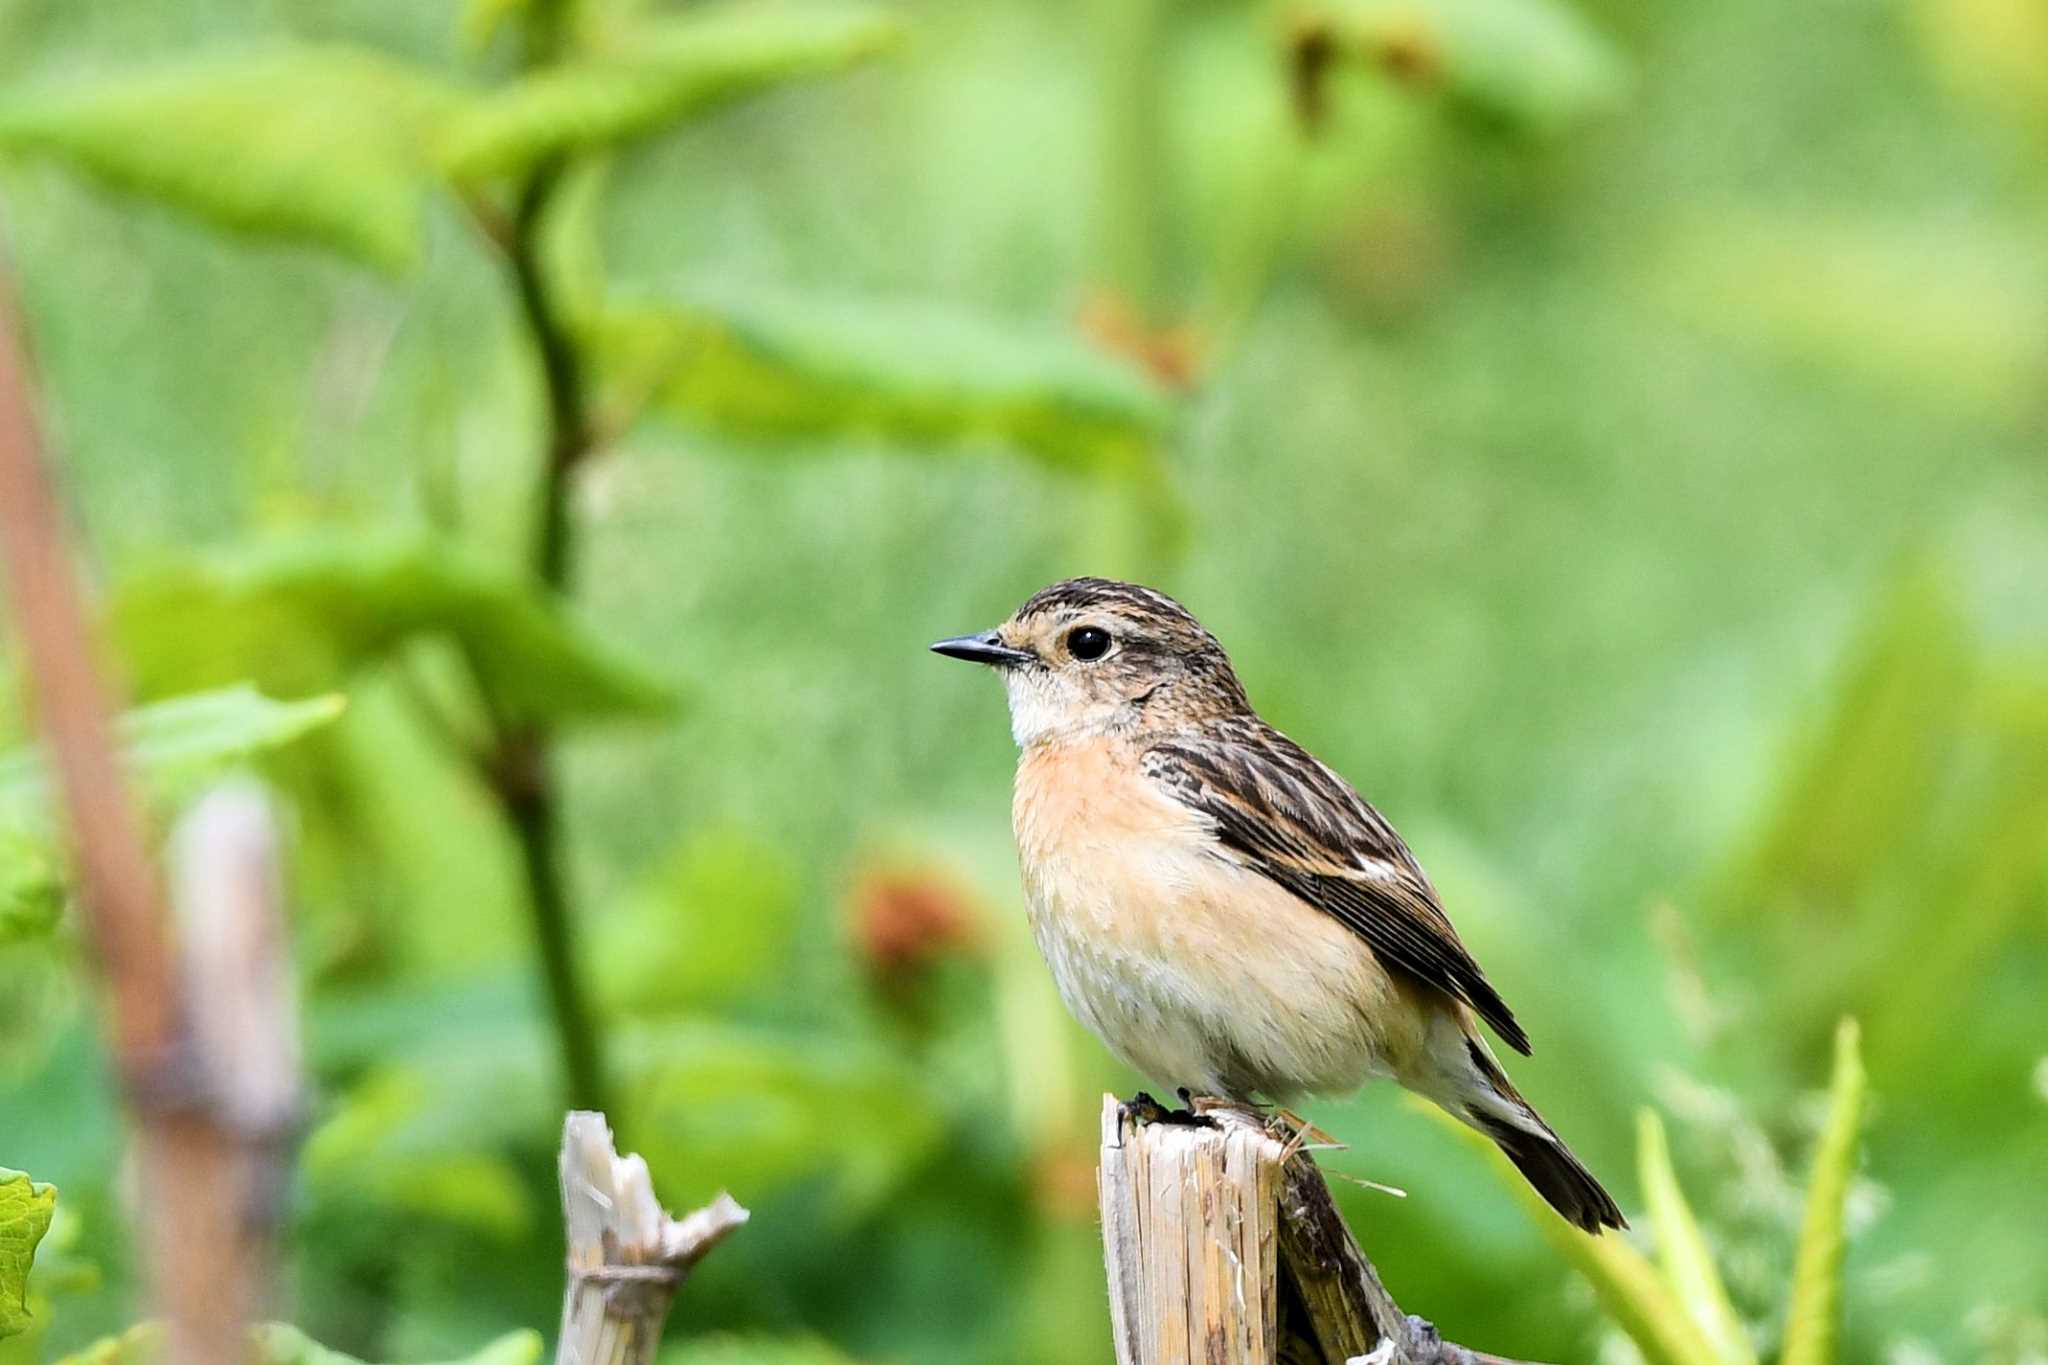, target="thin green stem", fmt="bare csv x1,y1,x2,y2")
481,0,613,1115
508,157,589,591
492,728,607,1114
